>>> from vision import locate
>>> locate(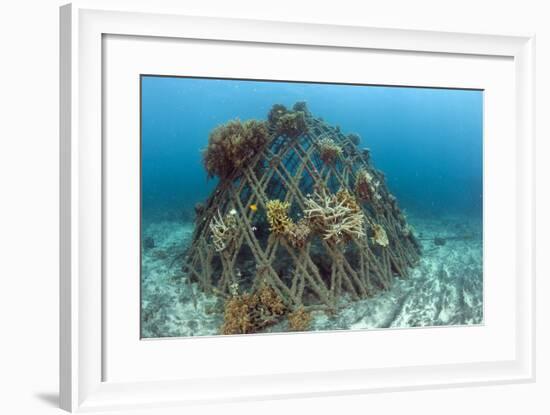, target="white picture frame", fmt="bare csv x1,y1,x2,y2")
60,1,535,412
